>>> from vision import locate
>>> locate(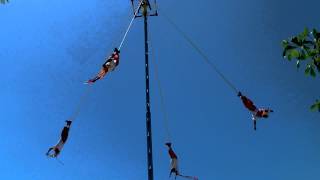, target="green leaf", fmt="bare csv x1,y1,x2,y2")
313,29,320,41
289,49,300,59
315,58,320,72
287,54,292,61
291,37,302,46
310,100,320,112
305,65,311,75
303,27,309,37
307,49,319,57
298,50,307,60
298,28,309,41
283,45,296,58
312,29,318,36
